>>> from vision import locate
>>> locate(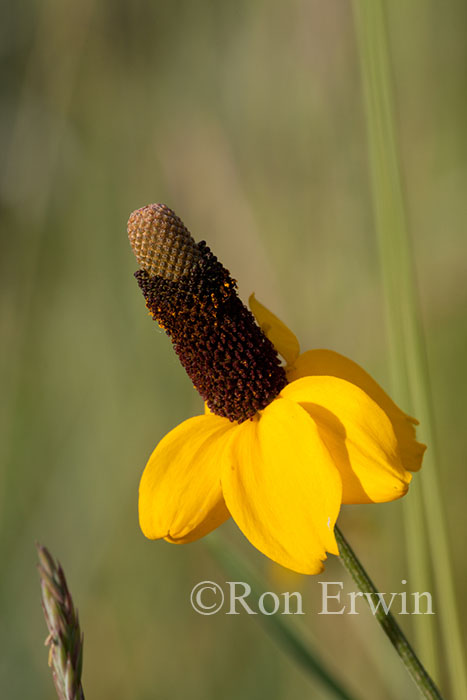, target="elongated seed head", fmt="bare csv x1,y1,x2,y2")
128,203,287,422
